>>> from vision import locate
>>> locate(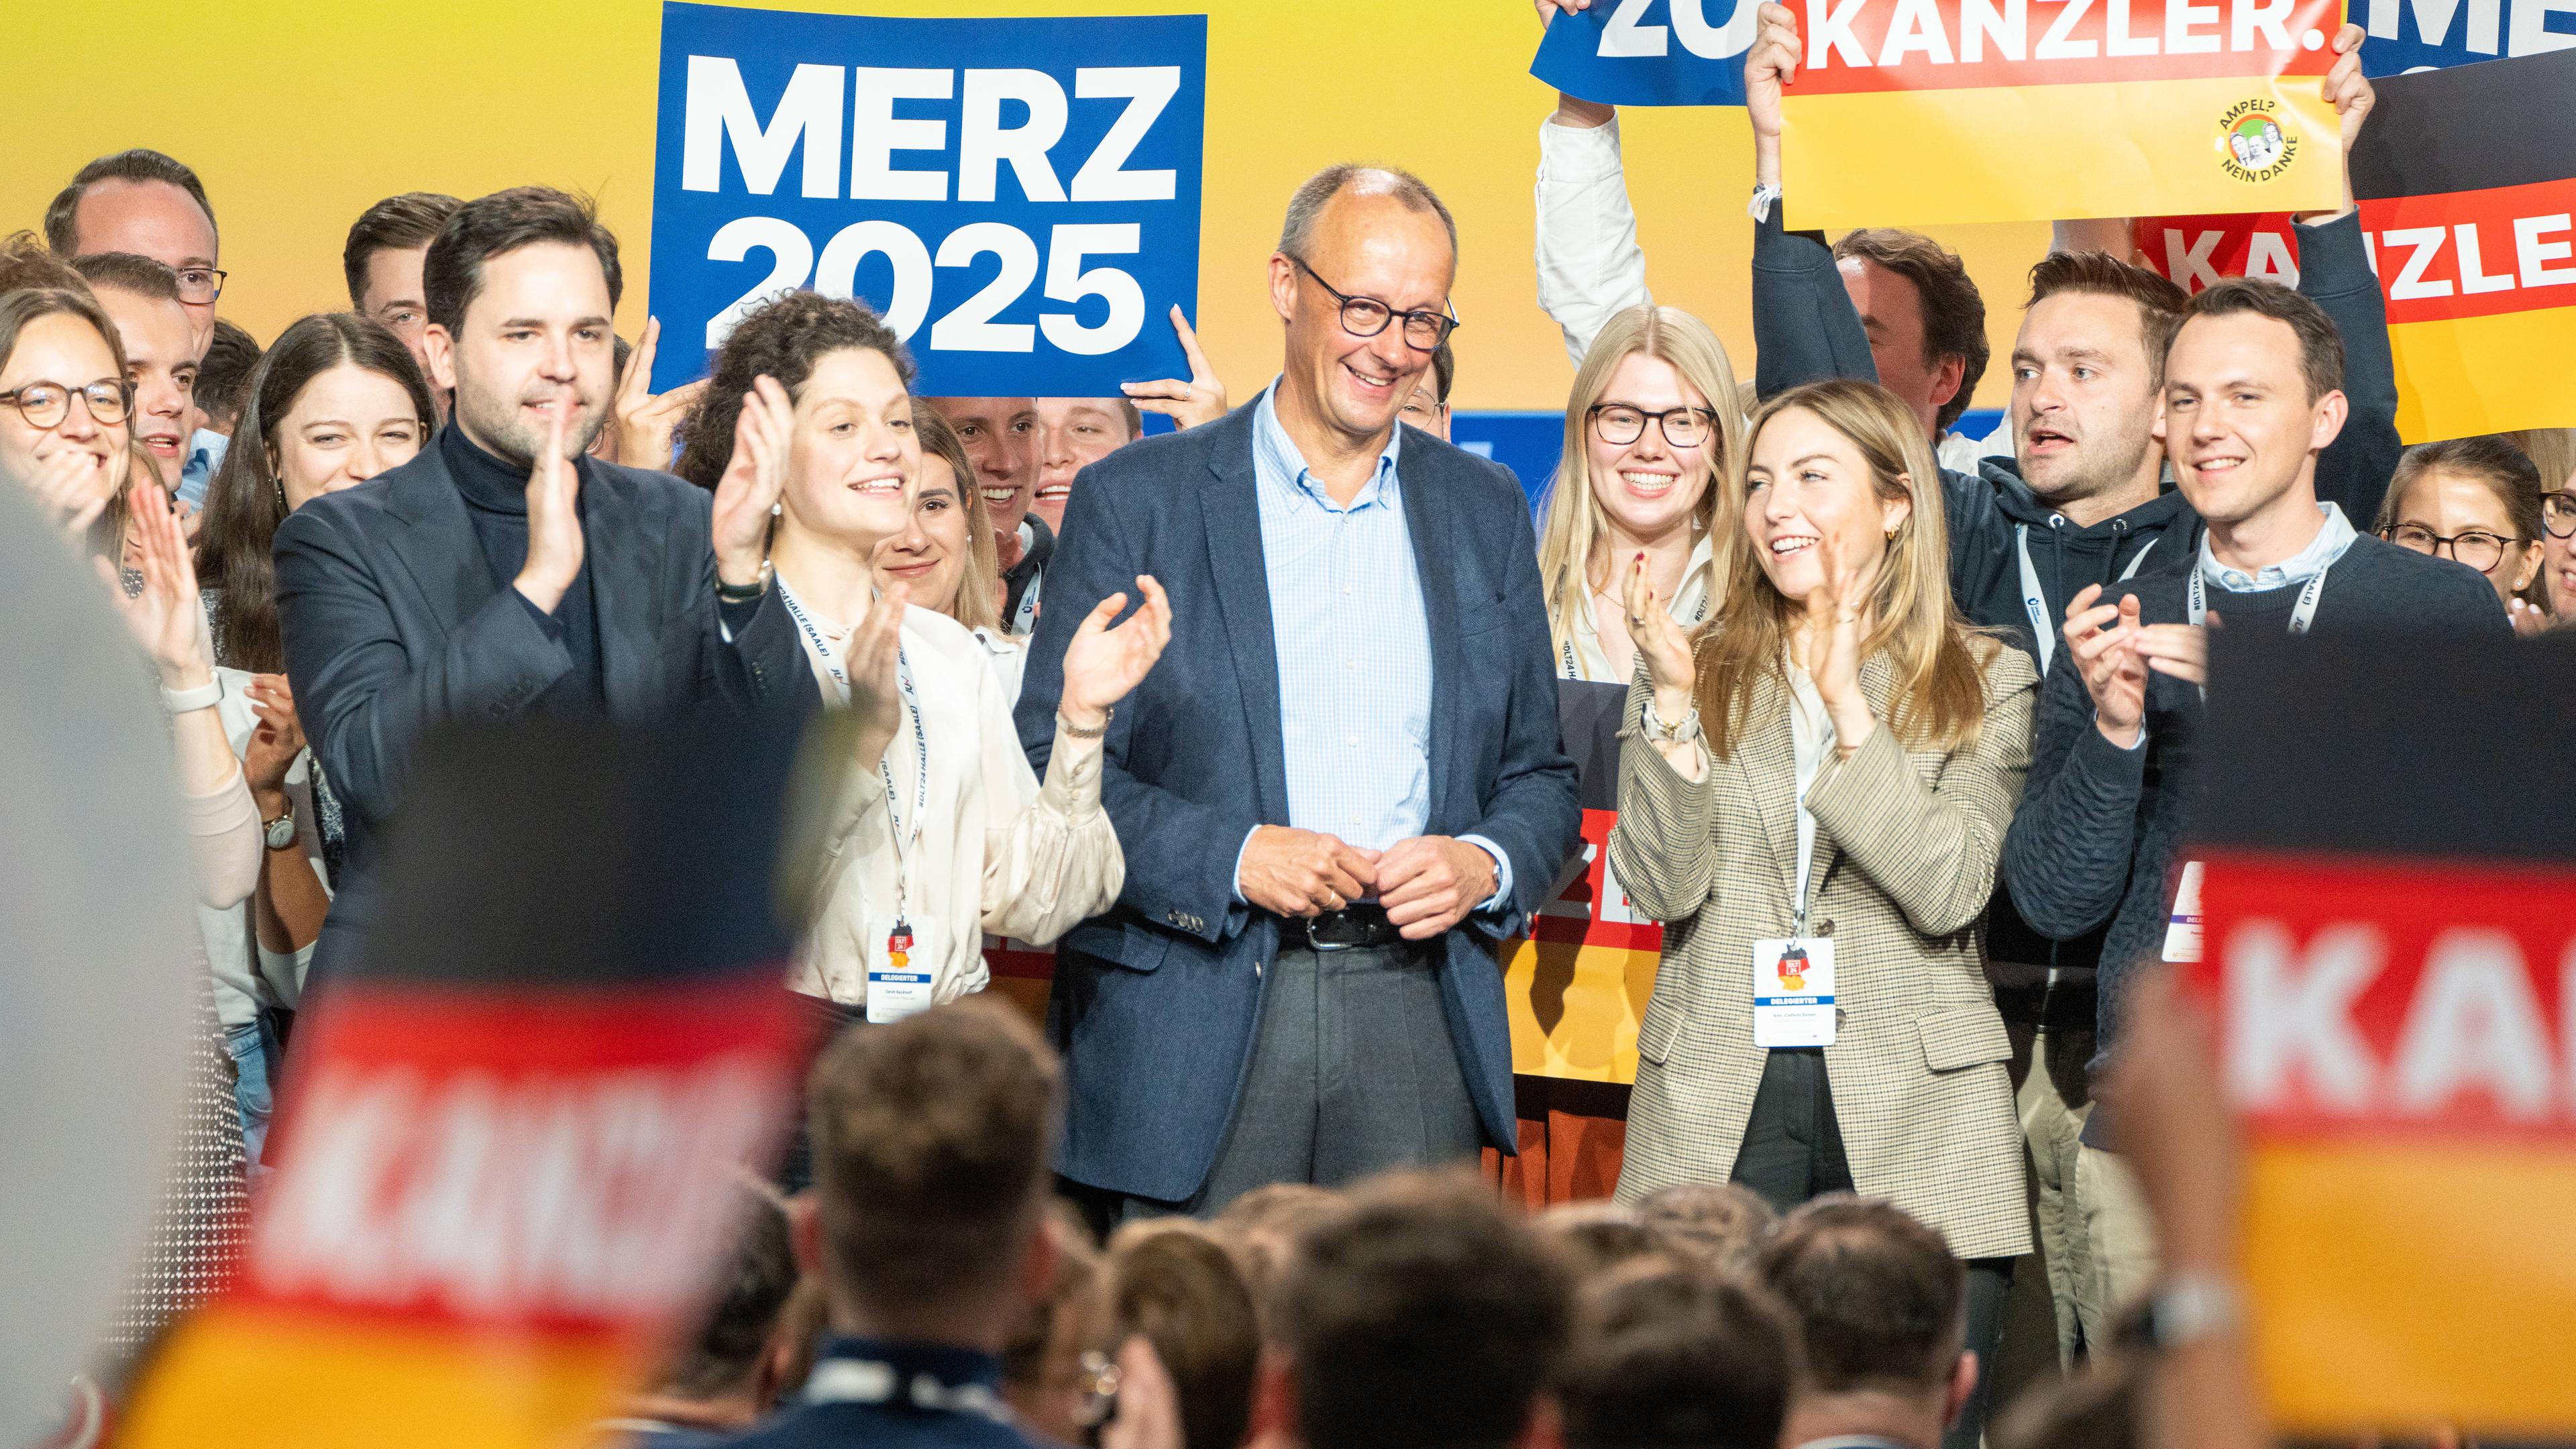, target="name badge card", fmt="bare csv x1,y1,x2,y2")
865,915,941,1025
1752,937,1837,1048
